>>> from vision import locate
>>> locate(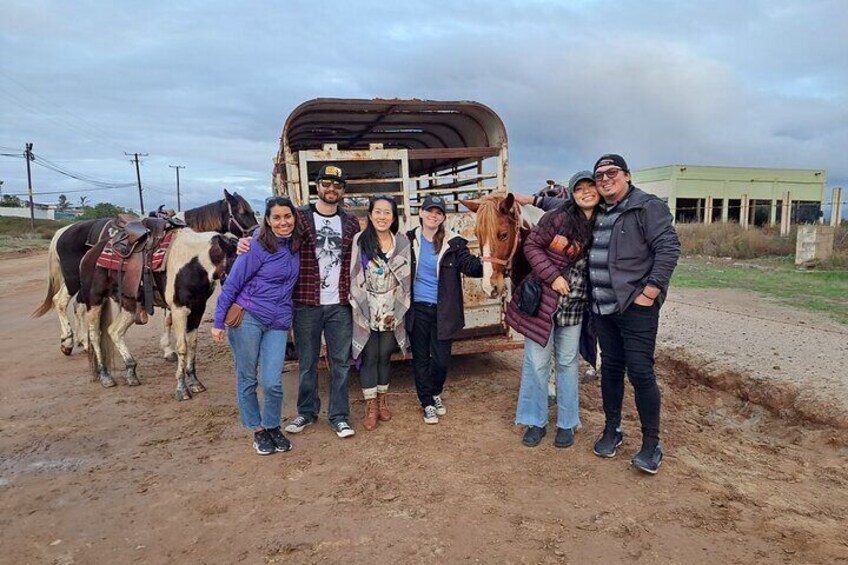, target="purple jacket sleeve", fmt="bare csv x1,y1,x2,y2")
212,244,263,329
533,195,568,212
523,212,561,286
